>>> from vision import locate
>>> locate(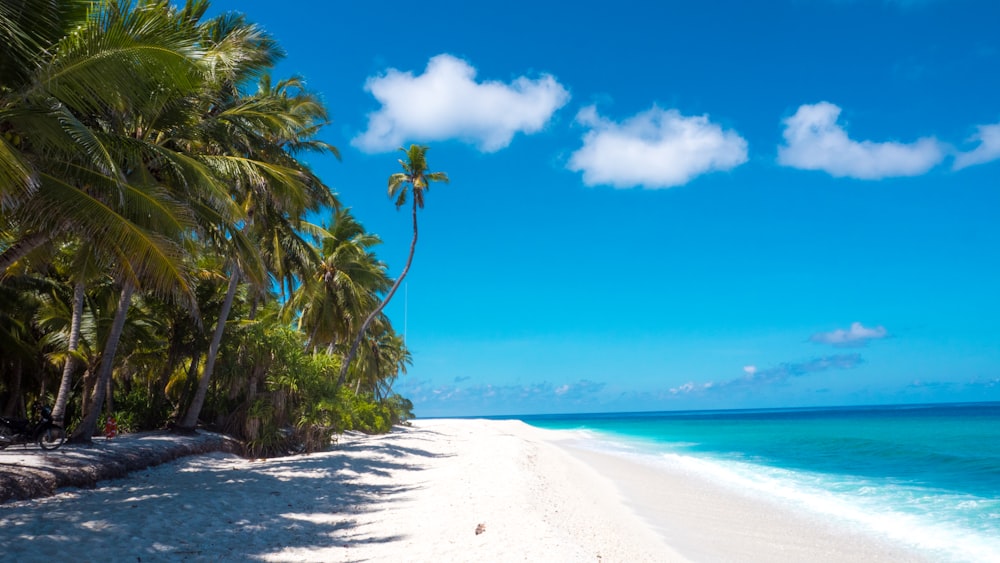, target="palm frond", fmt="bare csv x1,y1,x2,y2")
33,171,193,298
0,131,37,208
37,0,203,117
